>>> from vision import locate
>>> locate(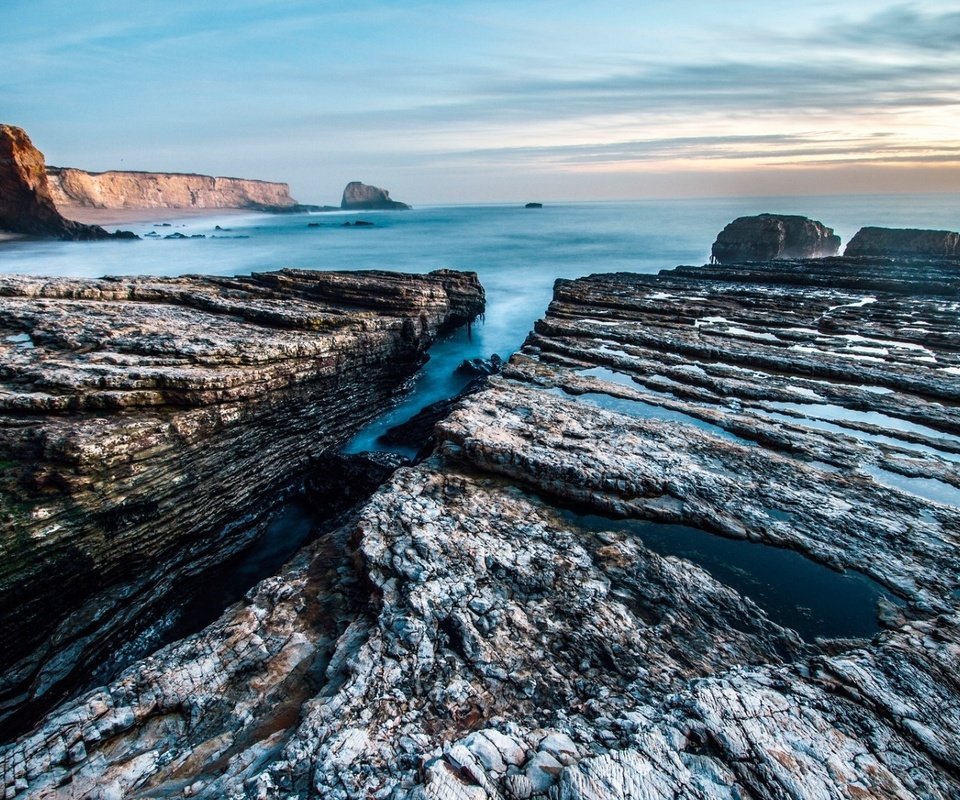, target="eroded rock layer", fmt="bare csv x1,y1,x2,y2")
4,256,960,799
0,268,483,733
46,168,298,212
